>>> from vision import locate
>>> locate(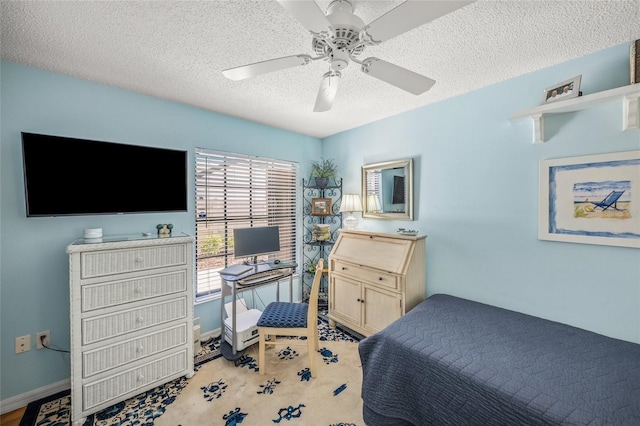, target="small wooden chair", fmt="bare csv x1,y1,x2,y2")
257,258,324,377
